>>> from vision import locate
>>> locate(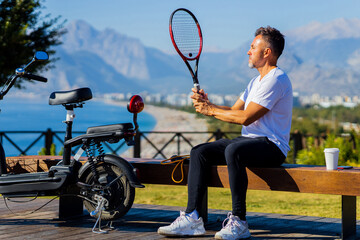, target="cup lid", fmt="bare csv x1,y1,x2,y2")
324,148,340,153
